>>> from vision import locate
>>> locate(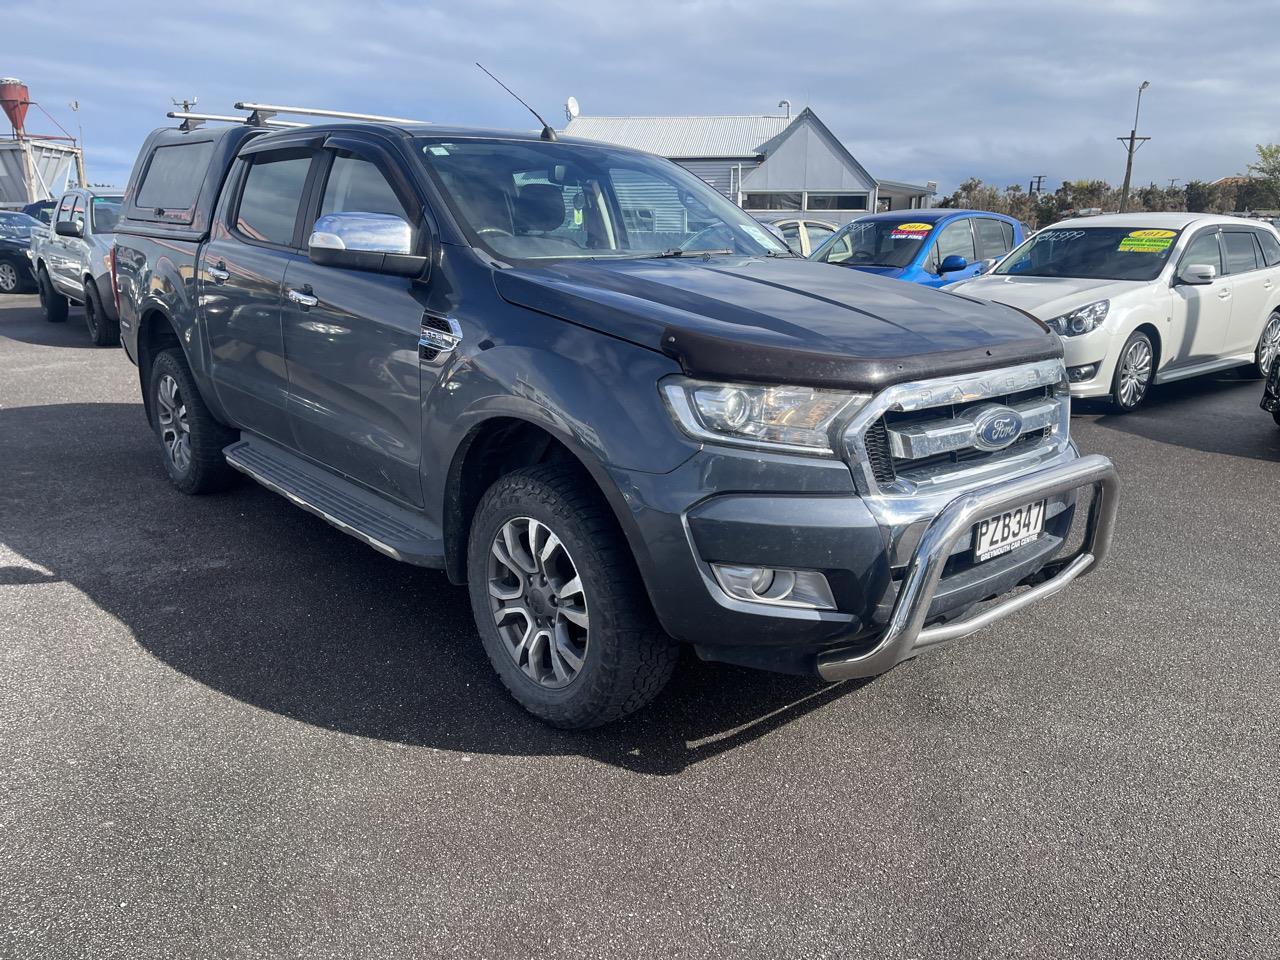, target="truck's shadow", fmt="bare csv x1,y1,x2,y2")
0,296,97,348
0,402,856,776
1075,371,1280,462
